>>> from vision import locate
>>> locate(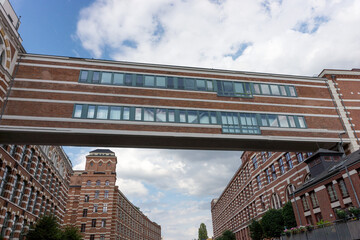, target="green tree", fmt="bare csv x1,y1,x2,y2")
26,215,82,240
249,219,263,240
198,223,208,240
260,209,284,238
26,215,62,240
216,230,235,240
282,201,297,229
61,225,83,240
